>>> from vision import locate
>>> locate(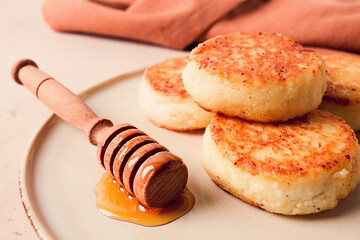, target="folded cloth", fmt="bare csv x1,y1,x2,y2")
43,0,360,52
310,47,360,57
